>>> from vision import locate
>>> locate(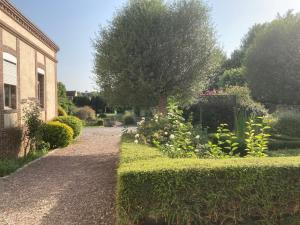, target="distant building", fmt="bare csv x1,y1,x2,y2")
66,91,78,100
0,0,59,158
